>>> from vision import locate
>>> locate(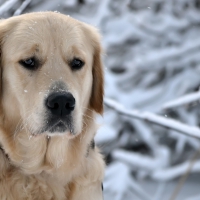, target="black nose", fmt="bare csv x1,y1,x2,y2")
46,93,75,117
